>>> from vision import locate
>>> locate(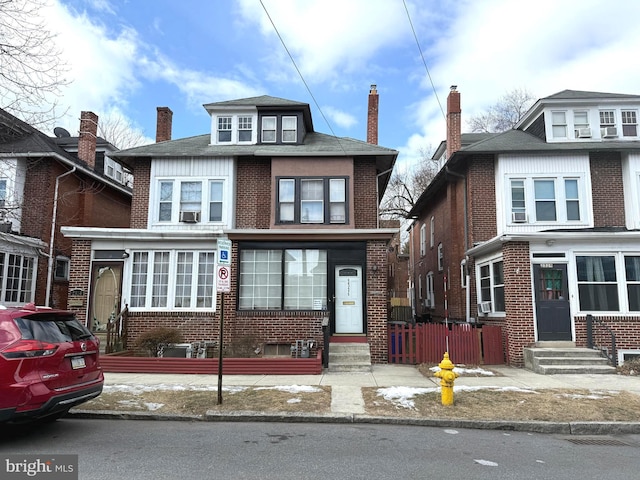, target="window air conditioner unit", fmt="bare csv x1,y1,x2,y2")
576,128,591,138
179,211,201,223
601,127,618,138
478,301,492,314
512,211,527,223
